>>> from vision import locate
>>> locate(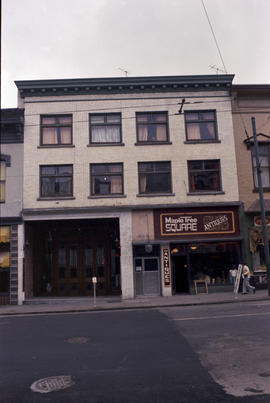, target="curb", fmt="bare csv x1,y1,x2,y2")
0,296,269,317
